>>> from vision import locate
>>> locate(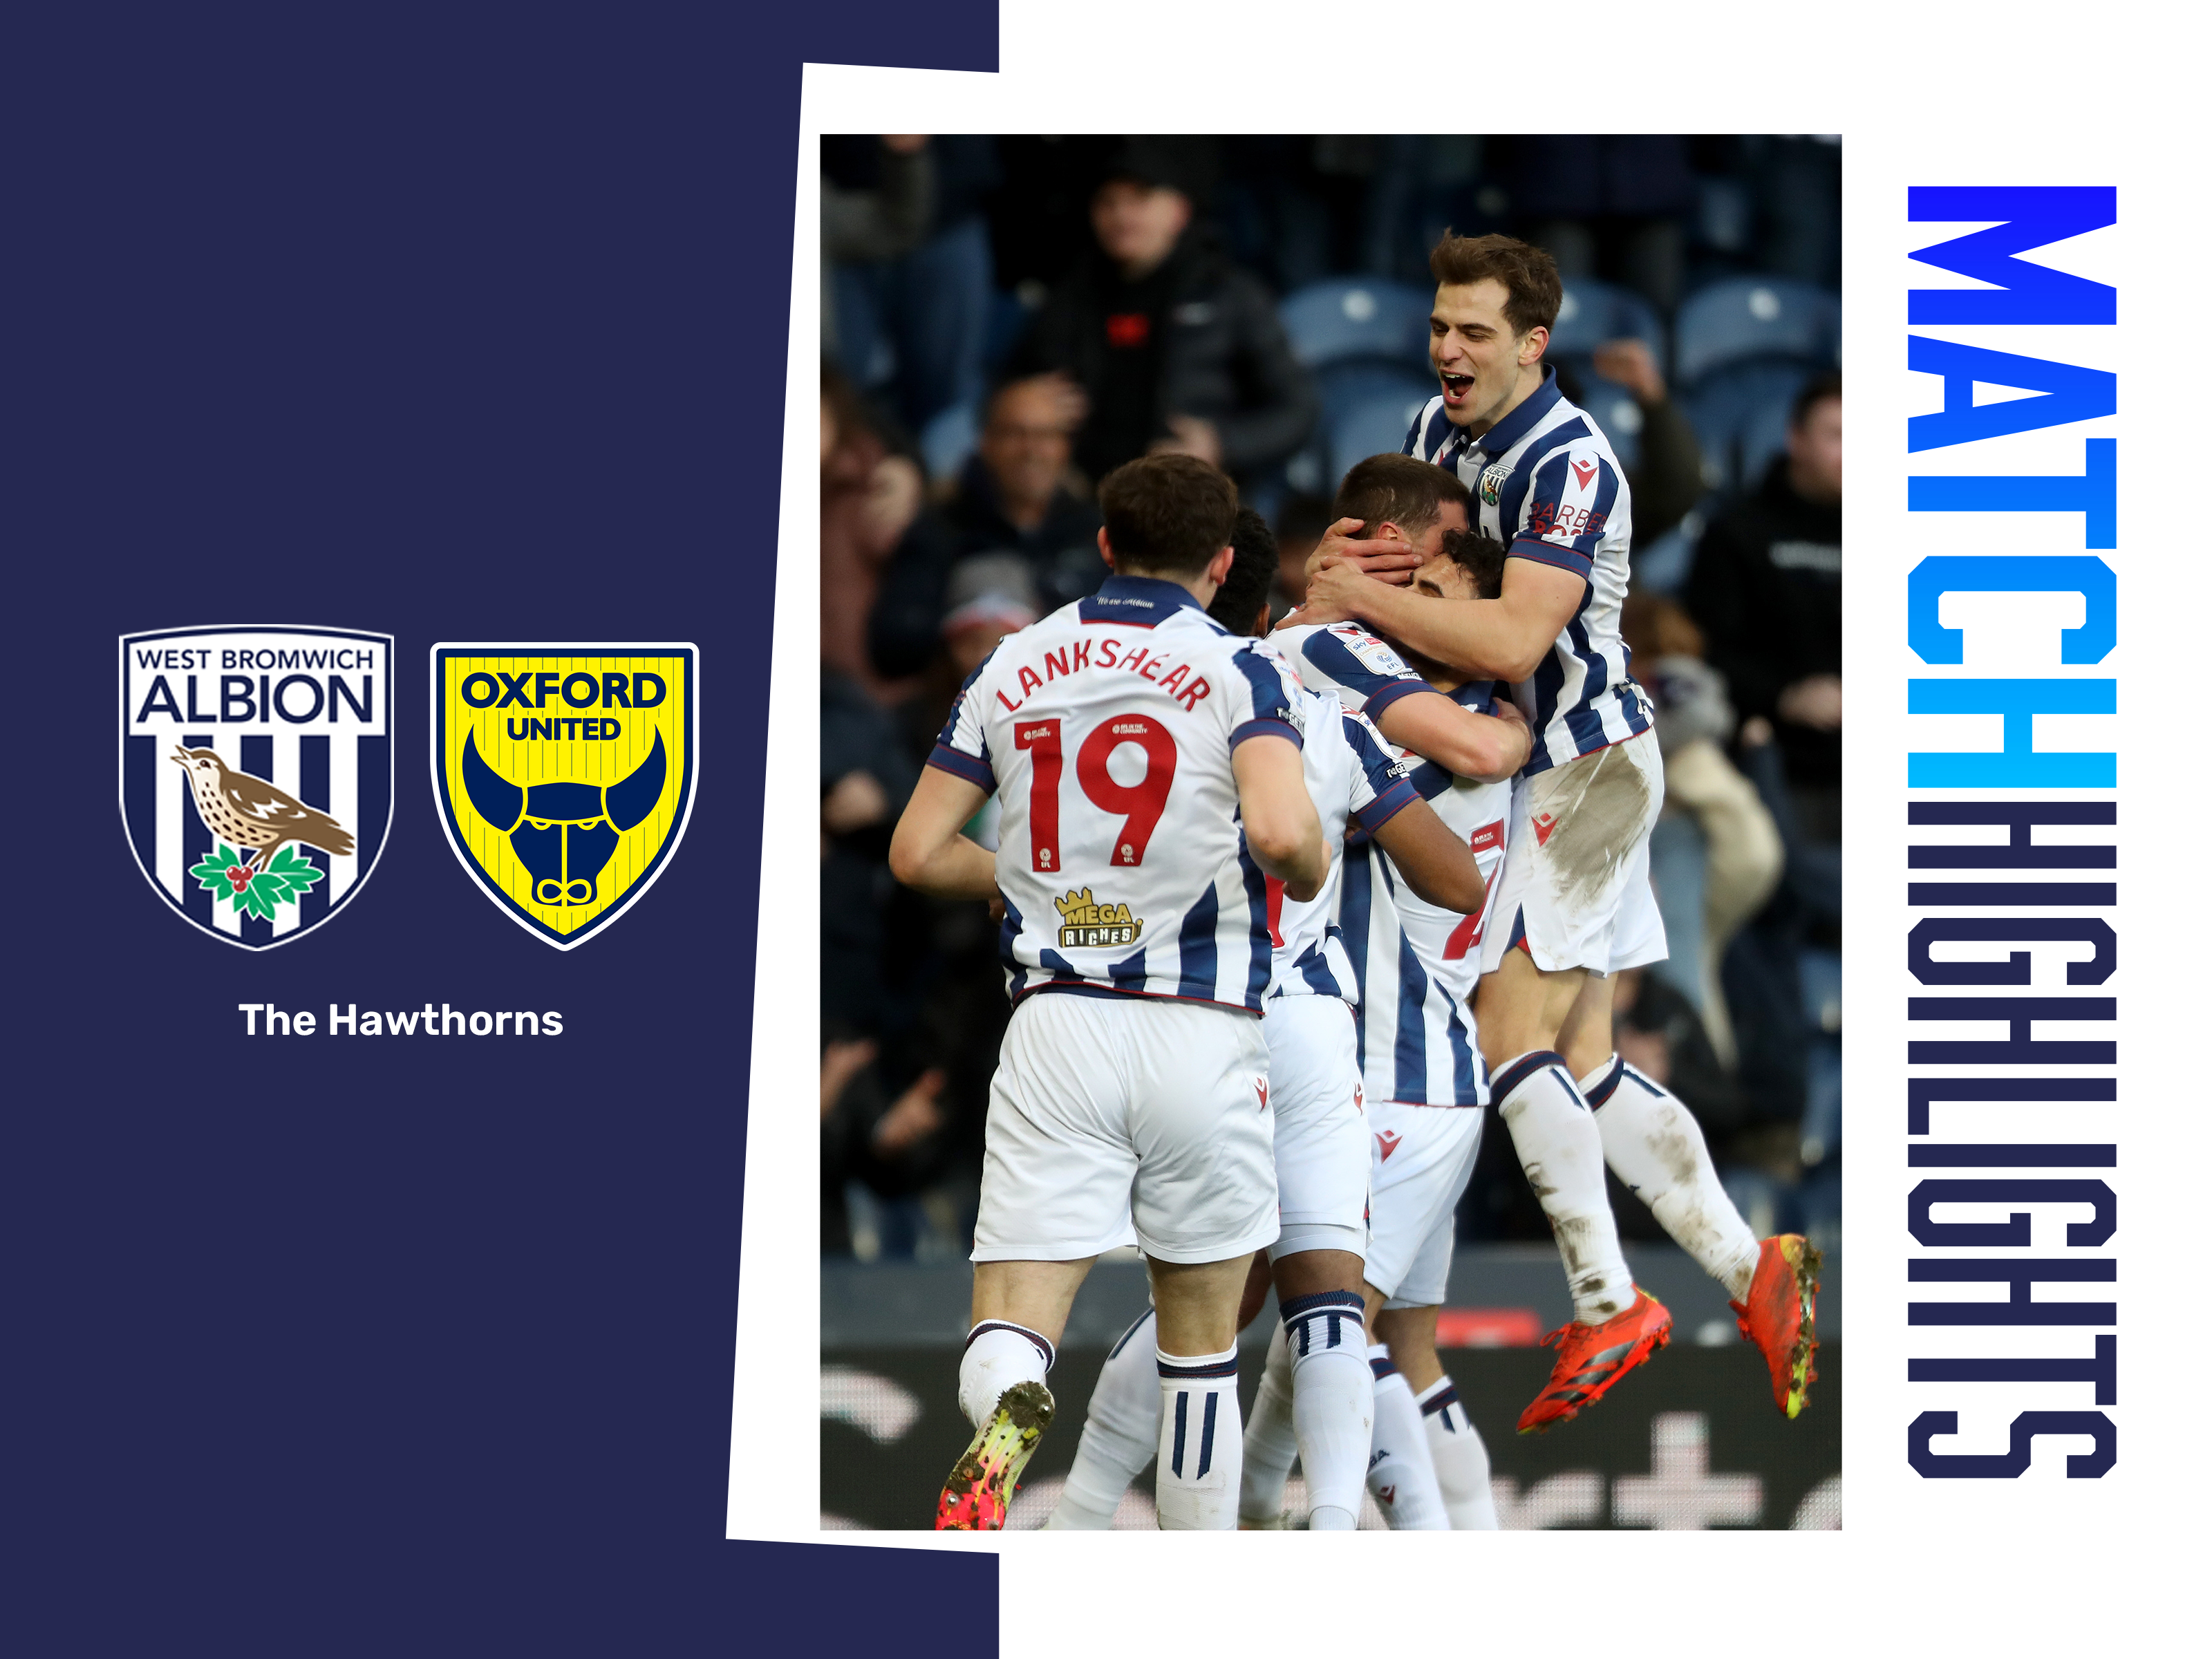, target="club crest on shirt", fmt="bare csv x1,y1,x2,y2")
1053,886,1143,948
431,644,697,950
1479,459,1512,507
119,625,394,950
